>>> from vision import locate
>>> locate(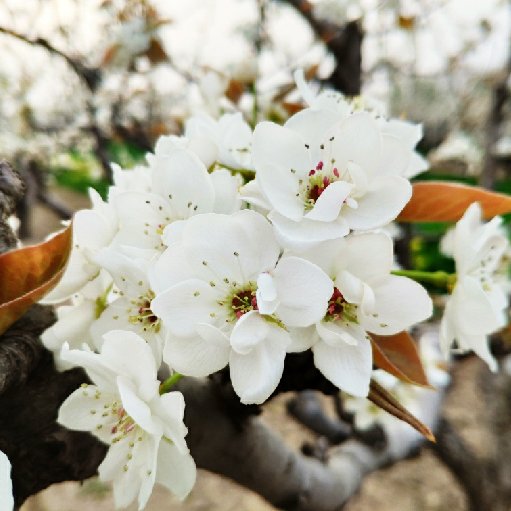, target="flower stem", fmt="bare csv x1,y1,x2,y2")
159,372,183,394
210,162,255,180
391,269,457,290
